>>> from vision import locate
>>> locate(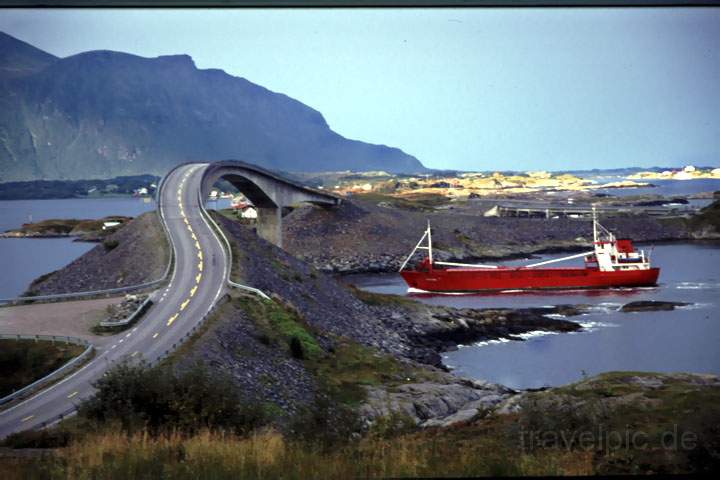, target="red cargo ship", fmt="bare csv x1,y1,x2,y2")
399,209,660,293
